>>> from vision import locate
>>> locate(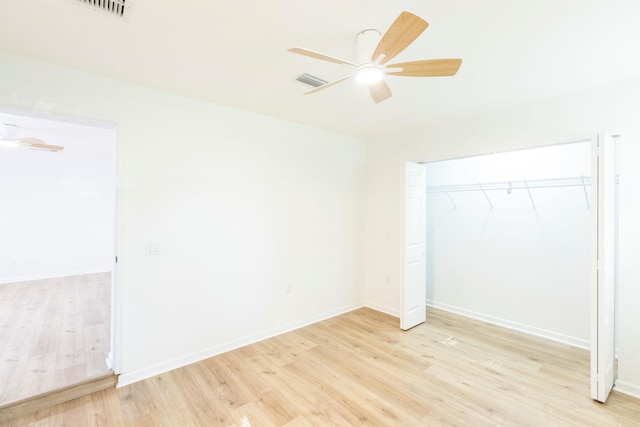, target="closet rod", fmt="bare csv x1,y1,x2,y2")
426,176,591,194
